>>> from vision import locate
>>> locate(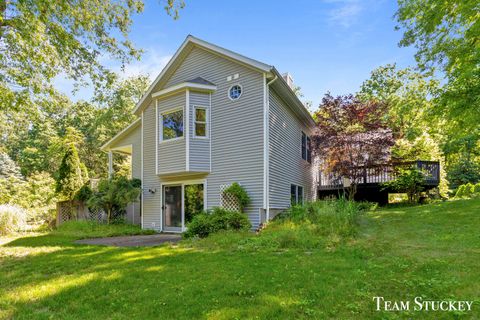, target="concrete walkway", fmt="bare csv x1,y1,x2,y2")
75,234,182,247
